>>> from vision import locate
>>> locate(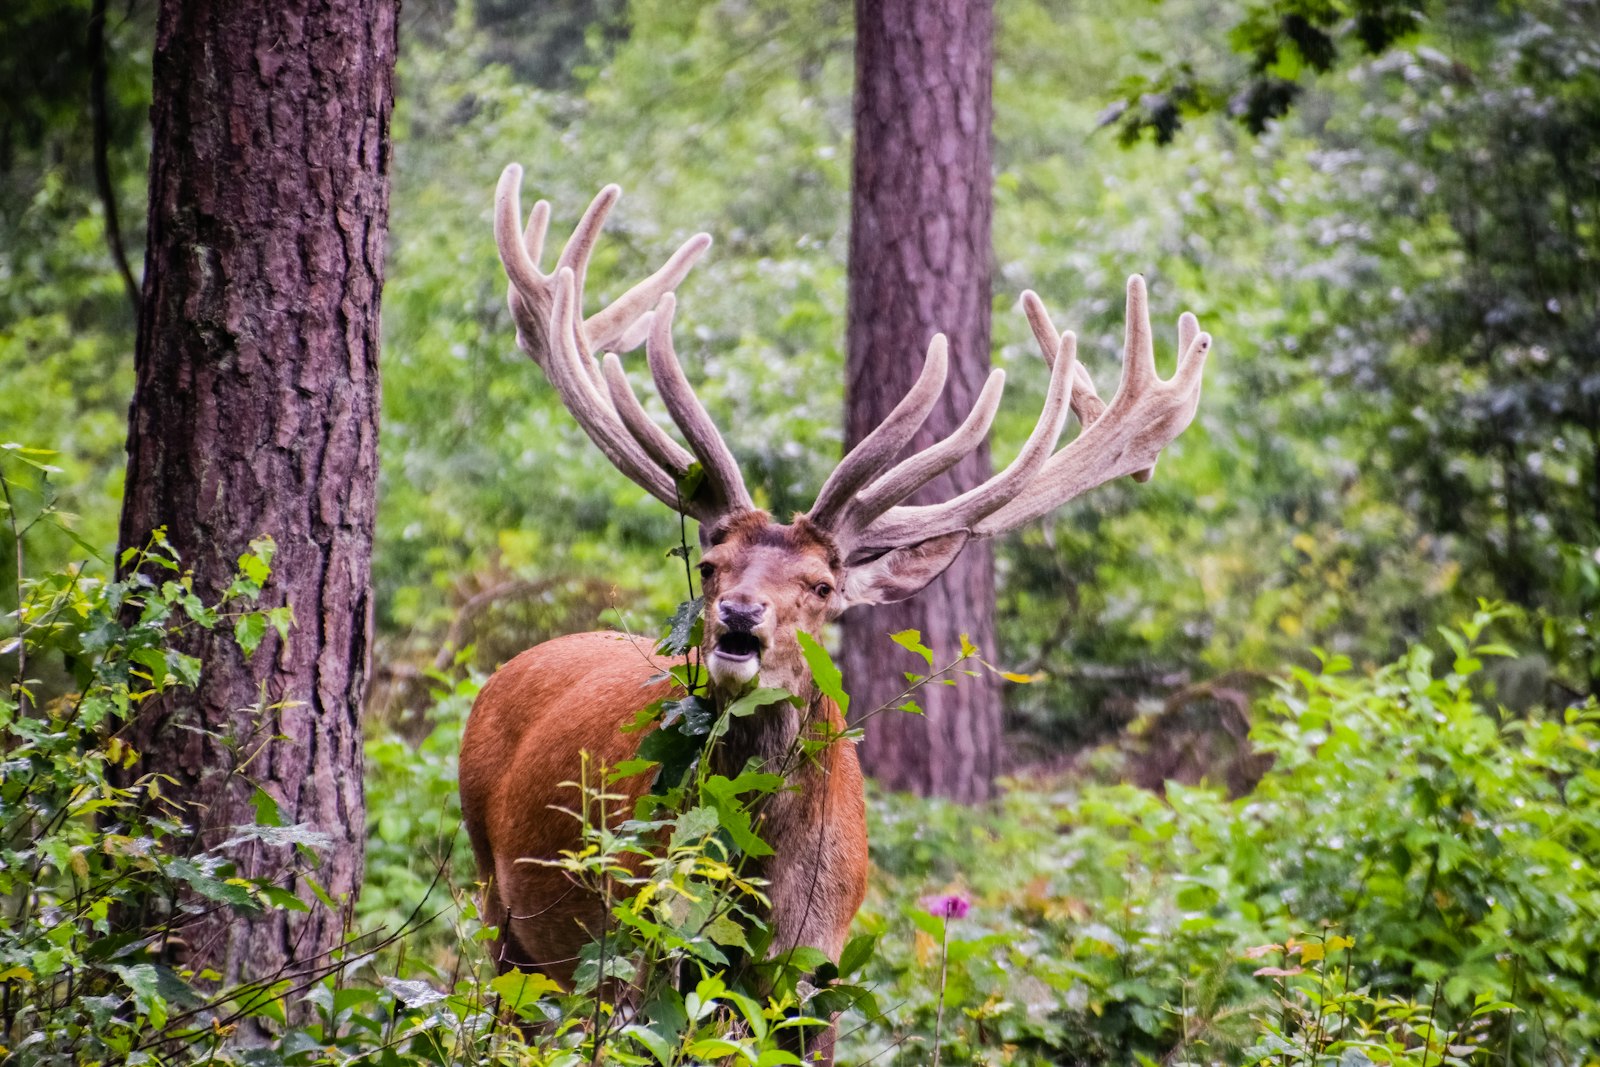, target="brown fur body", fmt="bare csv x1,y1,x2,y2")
458,629,869,985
